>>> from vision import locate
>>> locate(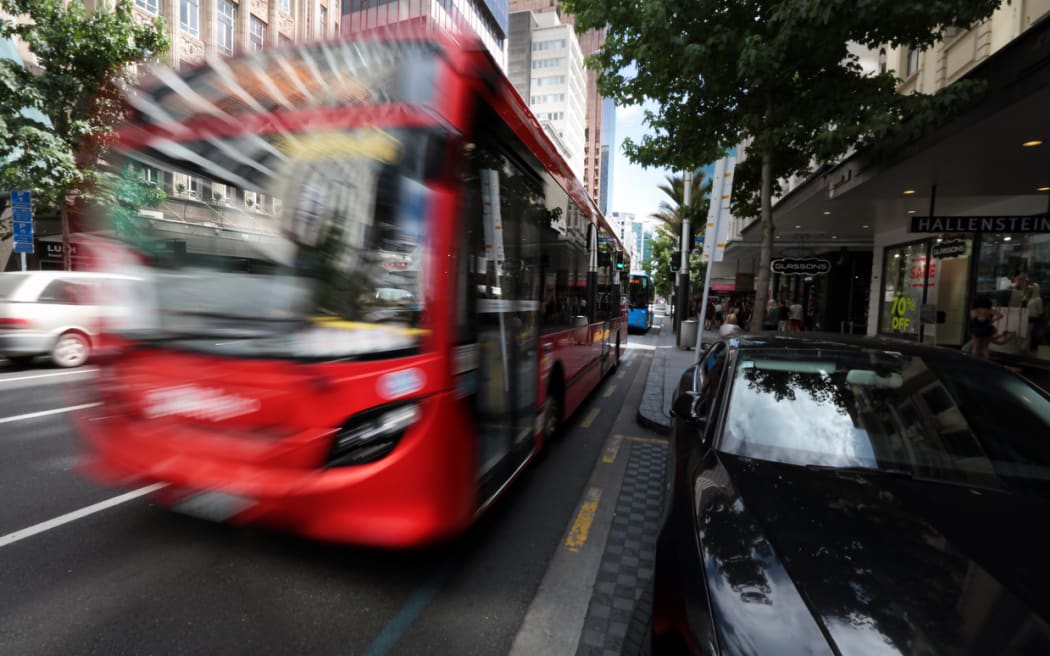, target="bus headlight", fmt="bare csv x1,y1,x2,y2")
326,401,420,467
